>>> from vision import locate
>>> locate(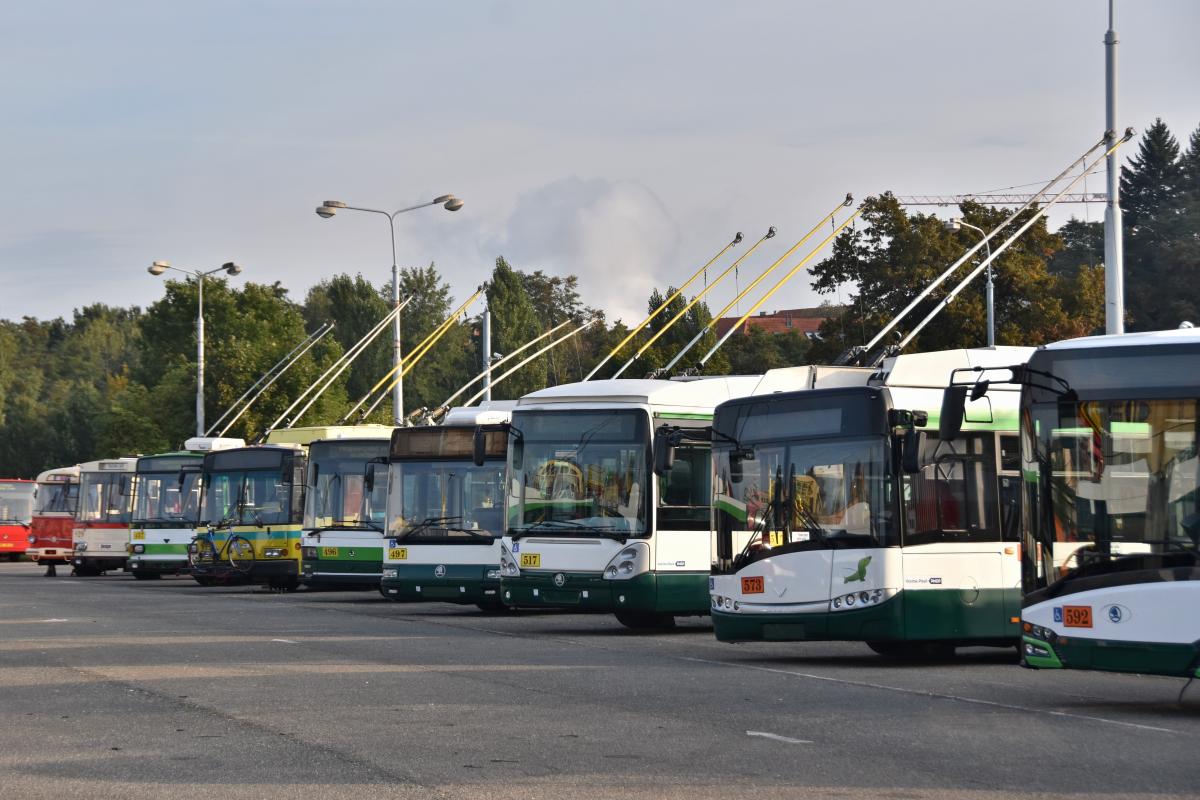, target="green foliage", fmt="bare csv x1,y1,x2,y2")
485,257,545,399
303,273,391,406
